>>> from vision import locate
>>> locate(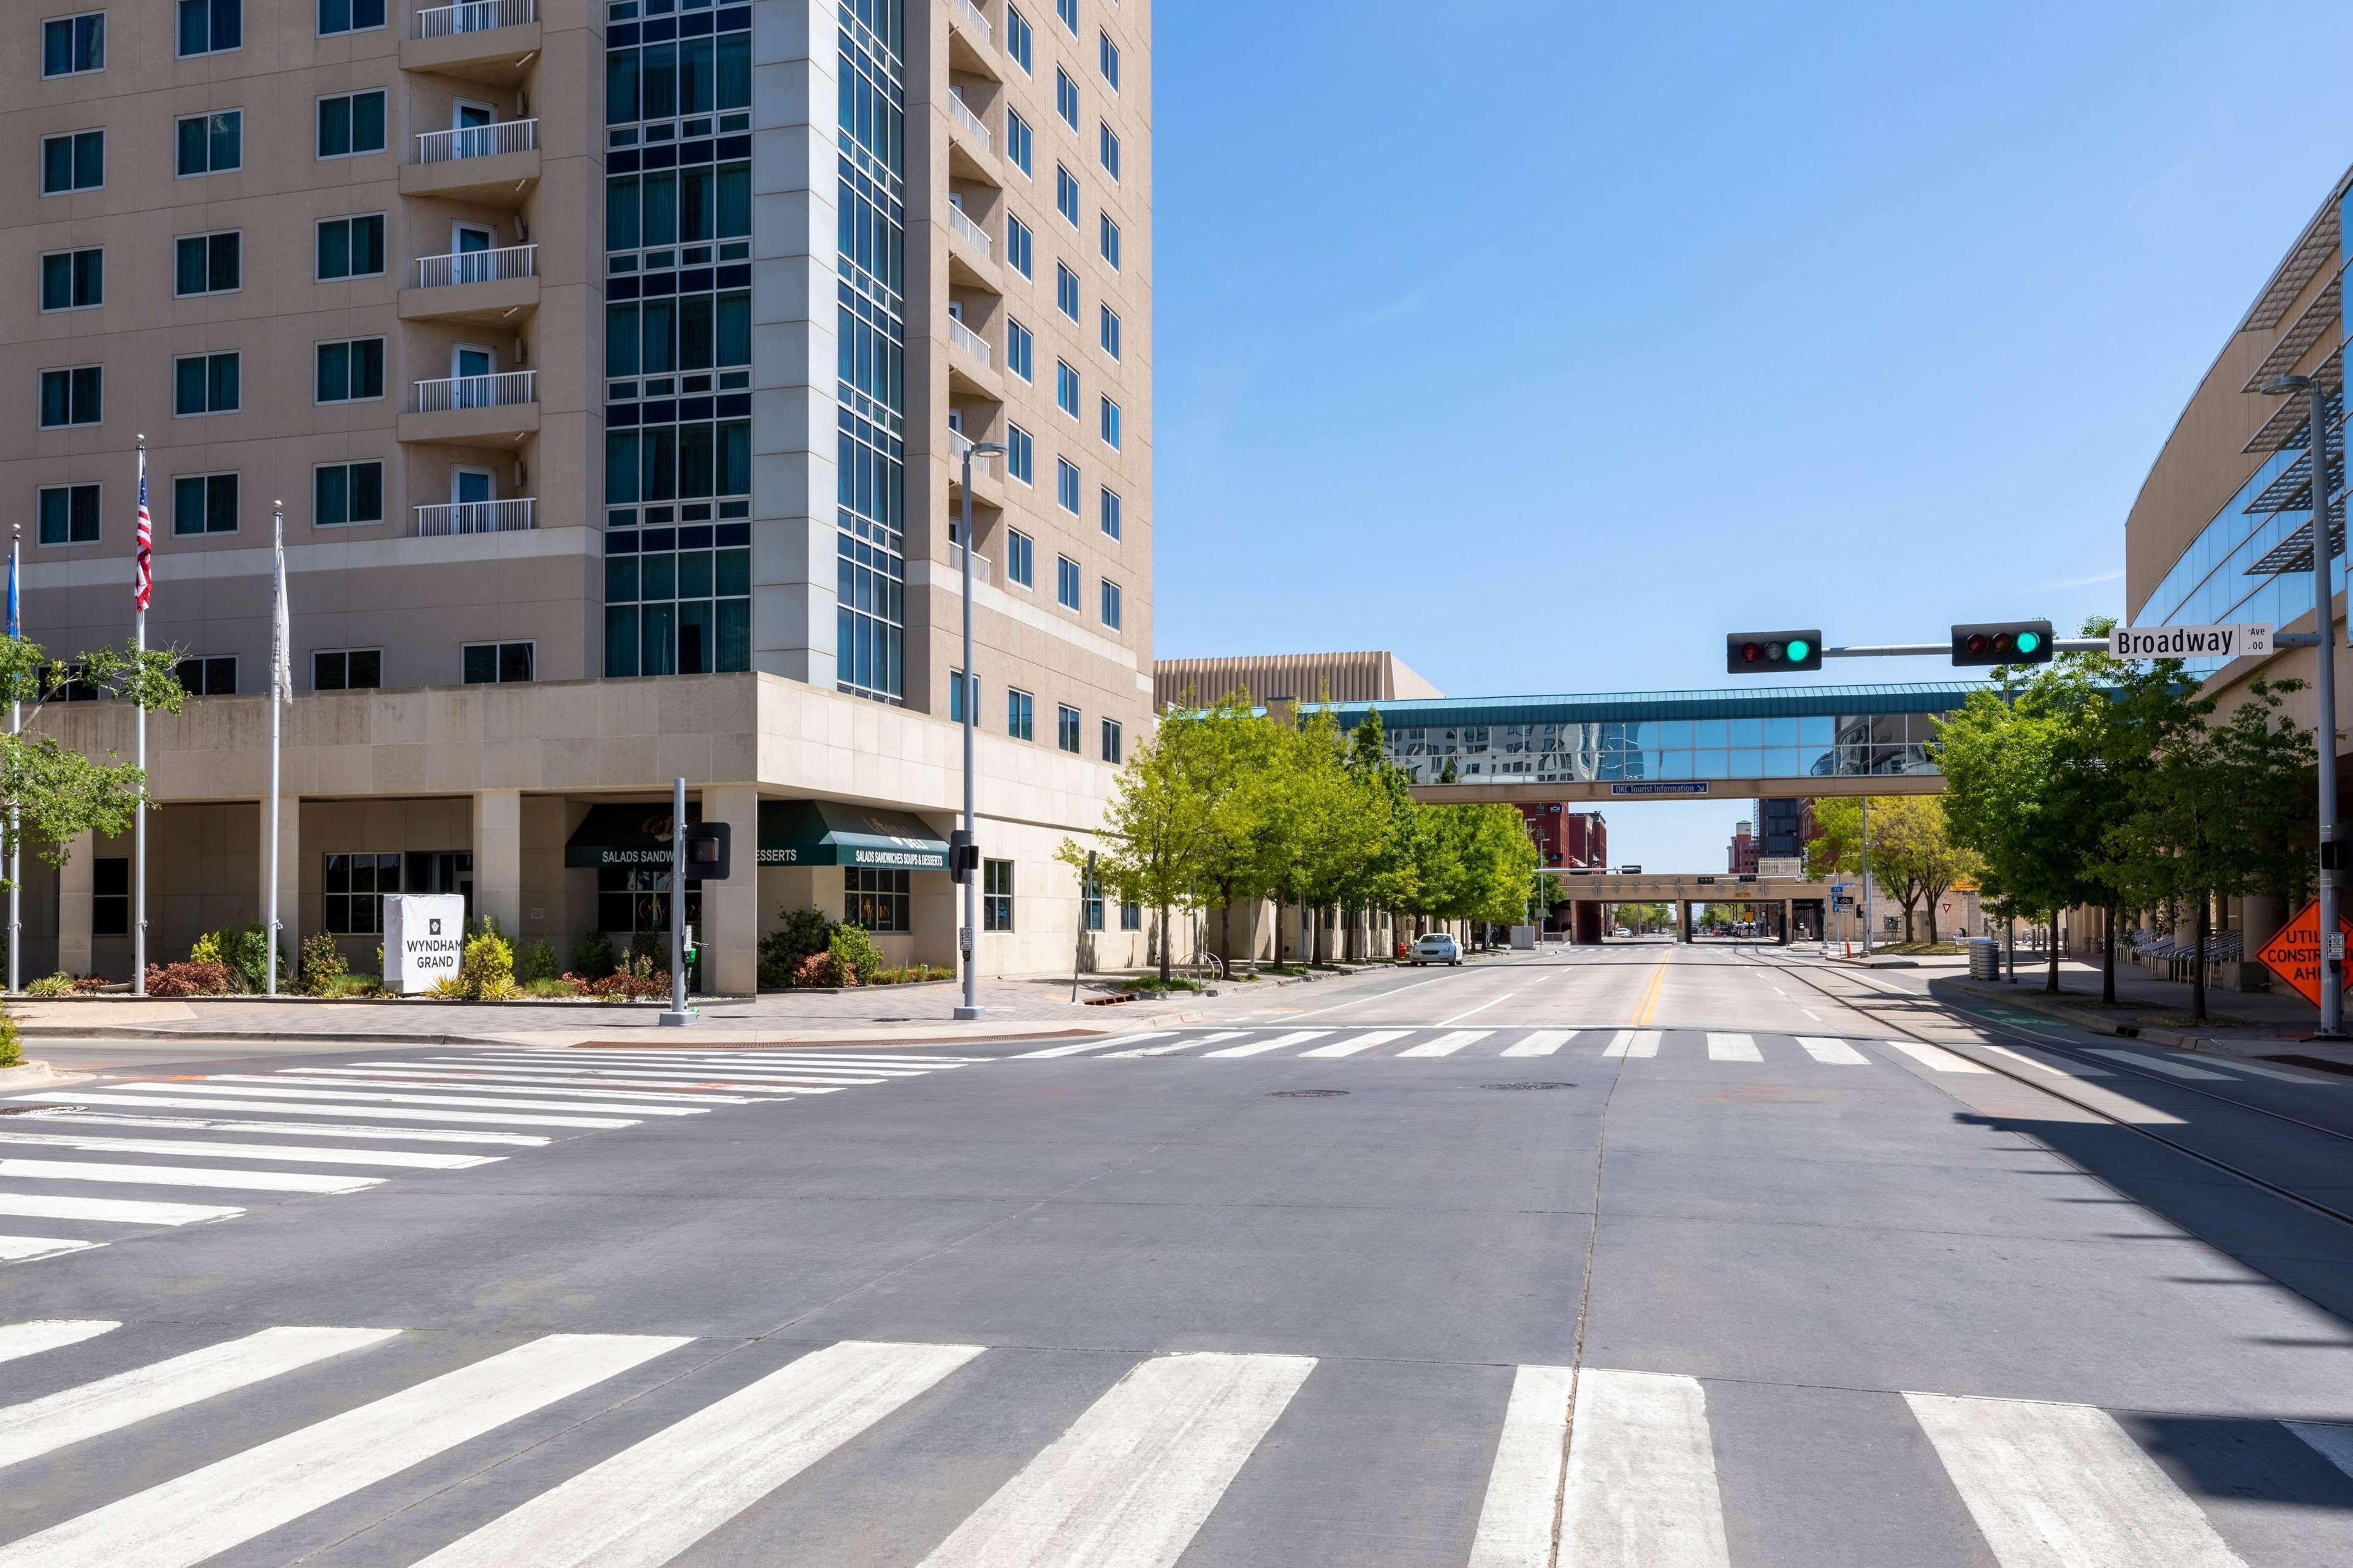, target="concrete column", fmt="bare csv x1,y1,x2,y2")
702,785,761,996
57,831,93,979
472,790,523,937
2243,893,2286,953
1781,899,1793,945
260,797,299,980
